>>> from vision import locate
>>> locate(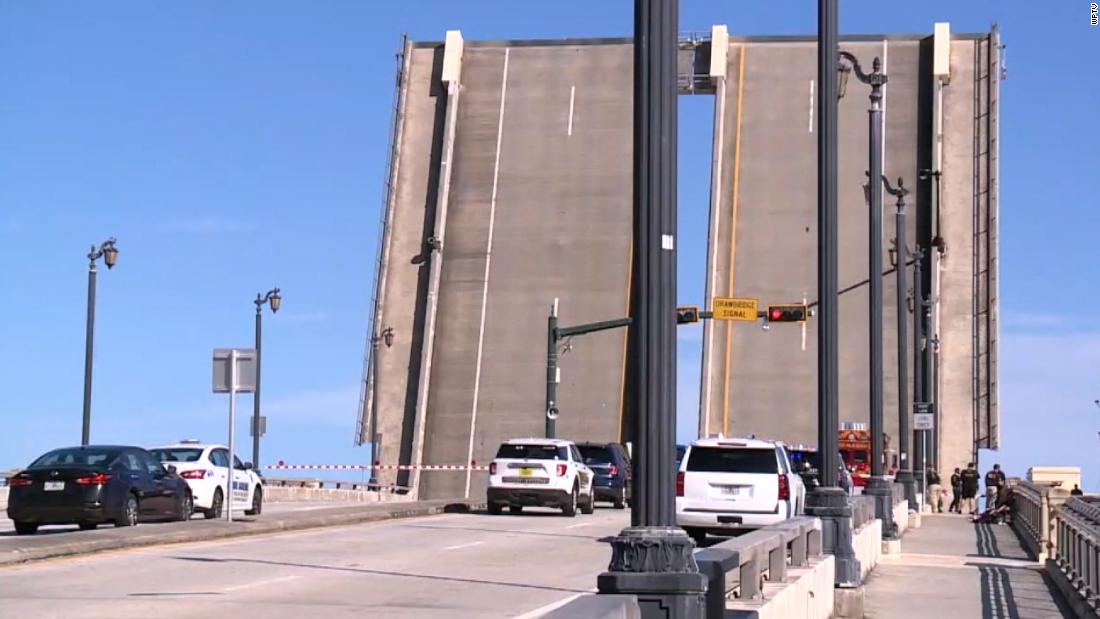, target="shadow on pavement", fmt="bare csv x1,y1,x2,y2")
167,555,593,595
